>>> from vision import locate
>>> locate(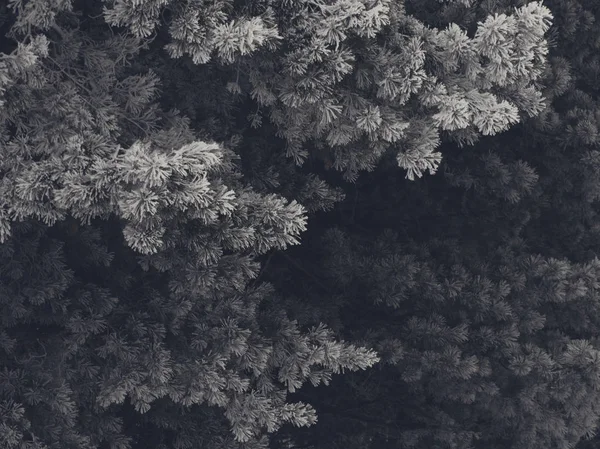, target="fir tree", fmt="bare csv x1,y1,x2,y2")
102,0,554,180
0,2,380,449
3,1,597,449
269,225,600,449
261,0,600,447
